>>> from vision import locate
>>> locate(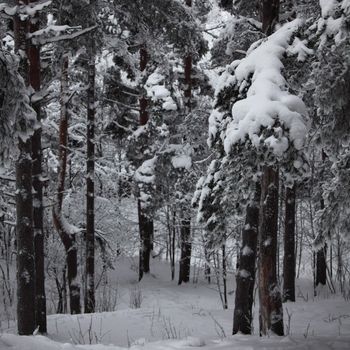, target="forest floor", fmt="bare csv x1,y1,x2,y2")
1,257,350,349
